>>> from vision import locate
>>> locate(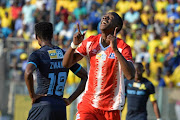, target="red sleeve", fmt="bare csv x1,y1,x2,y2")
76,39,88,56
76,35,96,56
122,45,133,62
